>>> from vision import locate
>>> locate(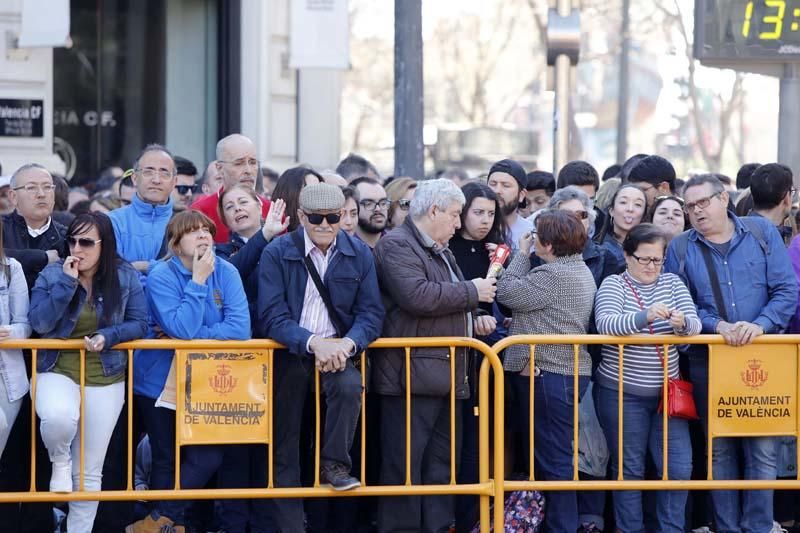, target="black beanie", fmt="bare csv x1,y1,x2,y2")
488,159,527,190
627,155,676,187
